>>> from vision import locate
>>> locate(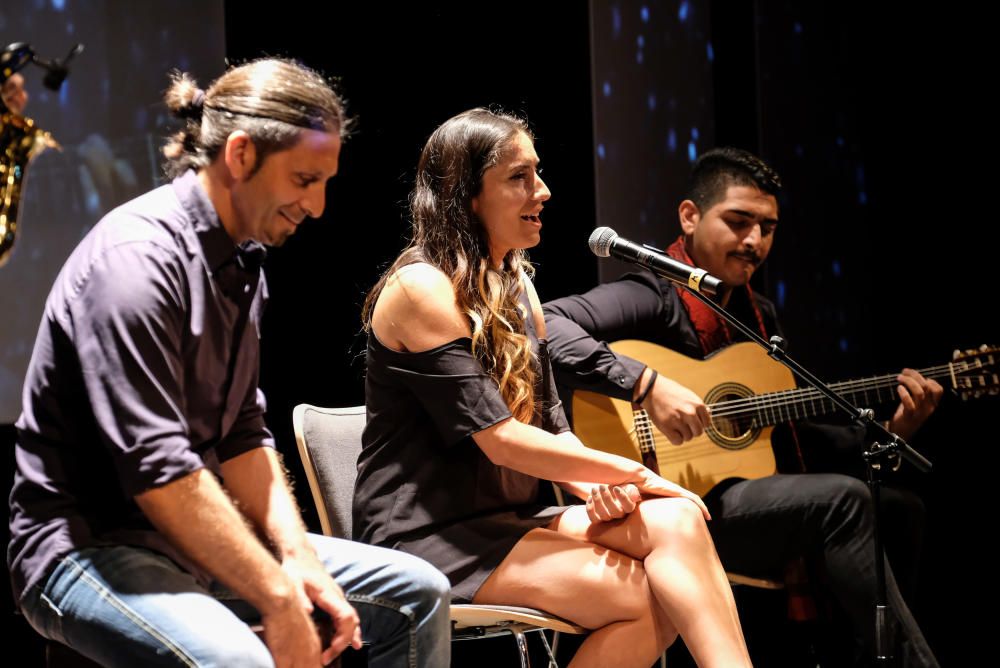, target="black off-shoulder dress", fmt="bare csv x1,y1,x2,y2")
355,303,570,603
